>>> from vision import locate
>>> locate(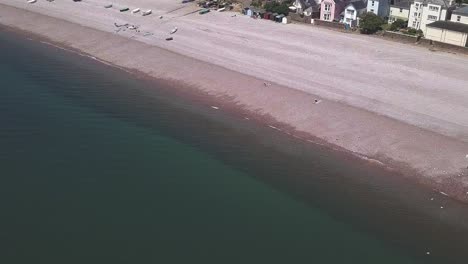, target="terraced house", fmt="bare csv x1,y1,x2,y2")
407,0,455,32
321,0,349,21
388,1,413,23
450,5,468,24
